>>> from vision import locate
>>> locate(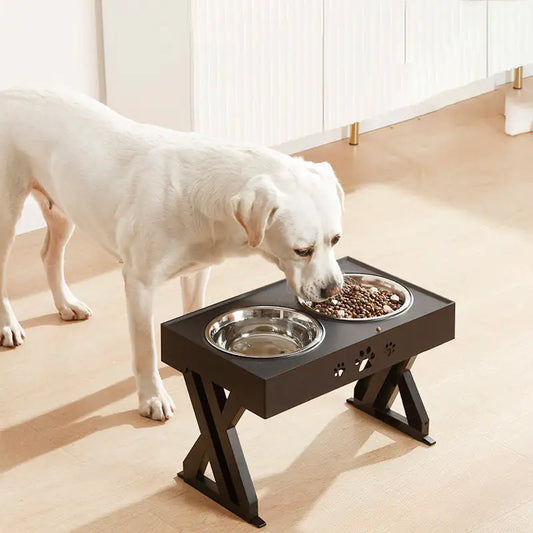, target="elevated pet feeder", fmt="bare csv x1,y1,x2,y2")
161,256,455,527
